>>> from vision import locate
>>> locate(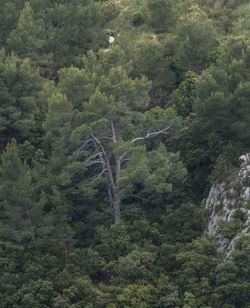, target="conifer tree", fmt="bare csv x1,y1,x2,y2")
7,2,52,70
0,139,36,244
0,51,44,149
45,47,186,223
146,0,177,33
